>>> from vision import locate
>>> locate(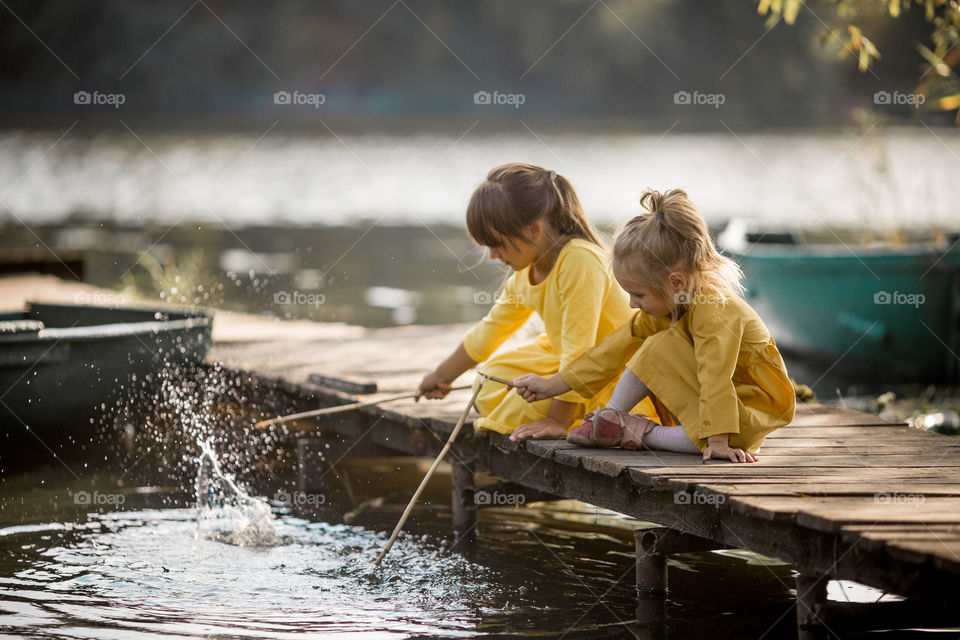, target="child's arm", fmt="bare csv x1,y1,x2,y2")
512,372,571,401
418,276,532,401
559,313,669,400
415,343,476,401
512,308,666,403
691,305,746,448
703,434,758,463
